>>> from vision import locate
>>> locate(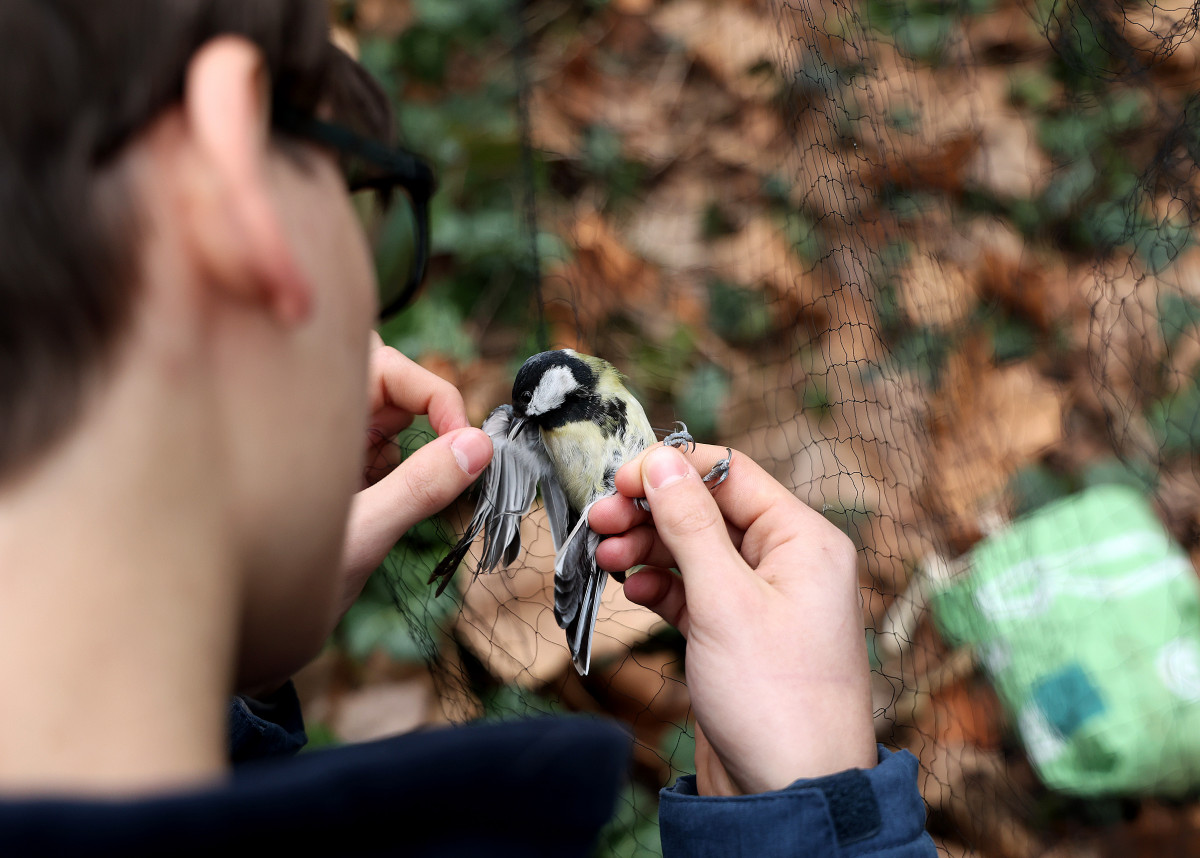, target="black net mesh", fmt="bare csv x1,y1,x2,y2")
304,1,1200,854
